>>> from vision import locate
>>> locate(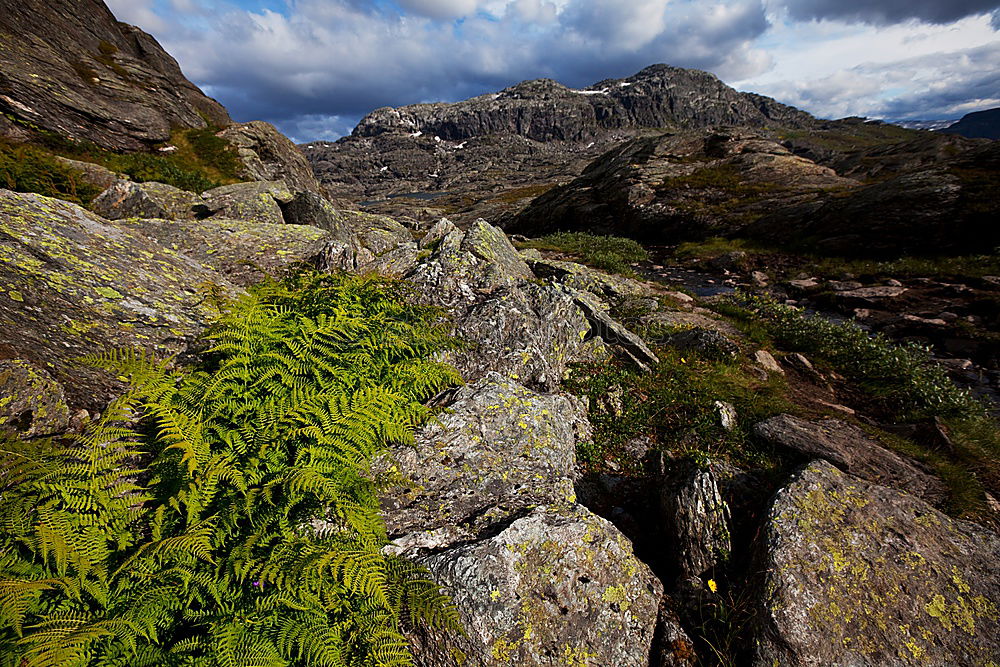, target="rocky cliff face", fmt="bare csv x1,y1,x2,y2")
504,124,1000,256
0,0,231,150
353,65,816,142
